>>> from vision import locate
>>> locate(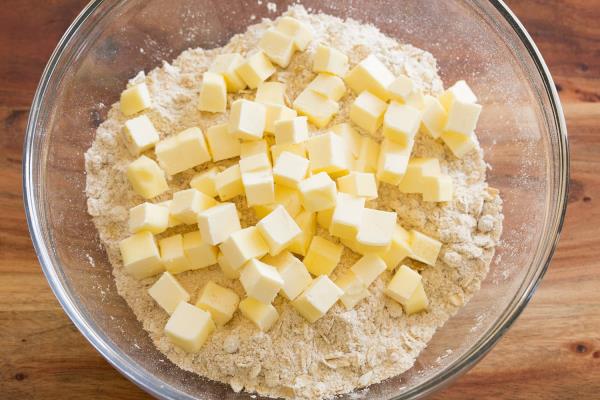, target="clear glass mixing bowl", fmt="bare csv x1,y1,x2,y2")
23,0,568,398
